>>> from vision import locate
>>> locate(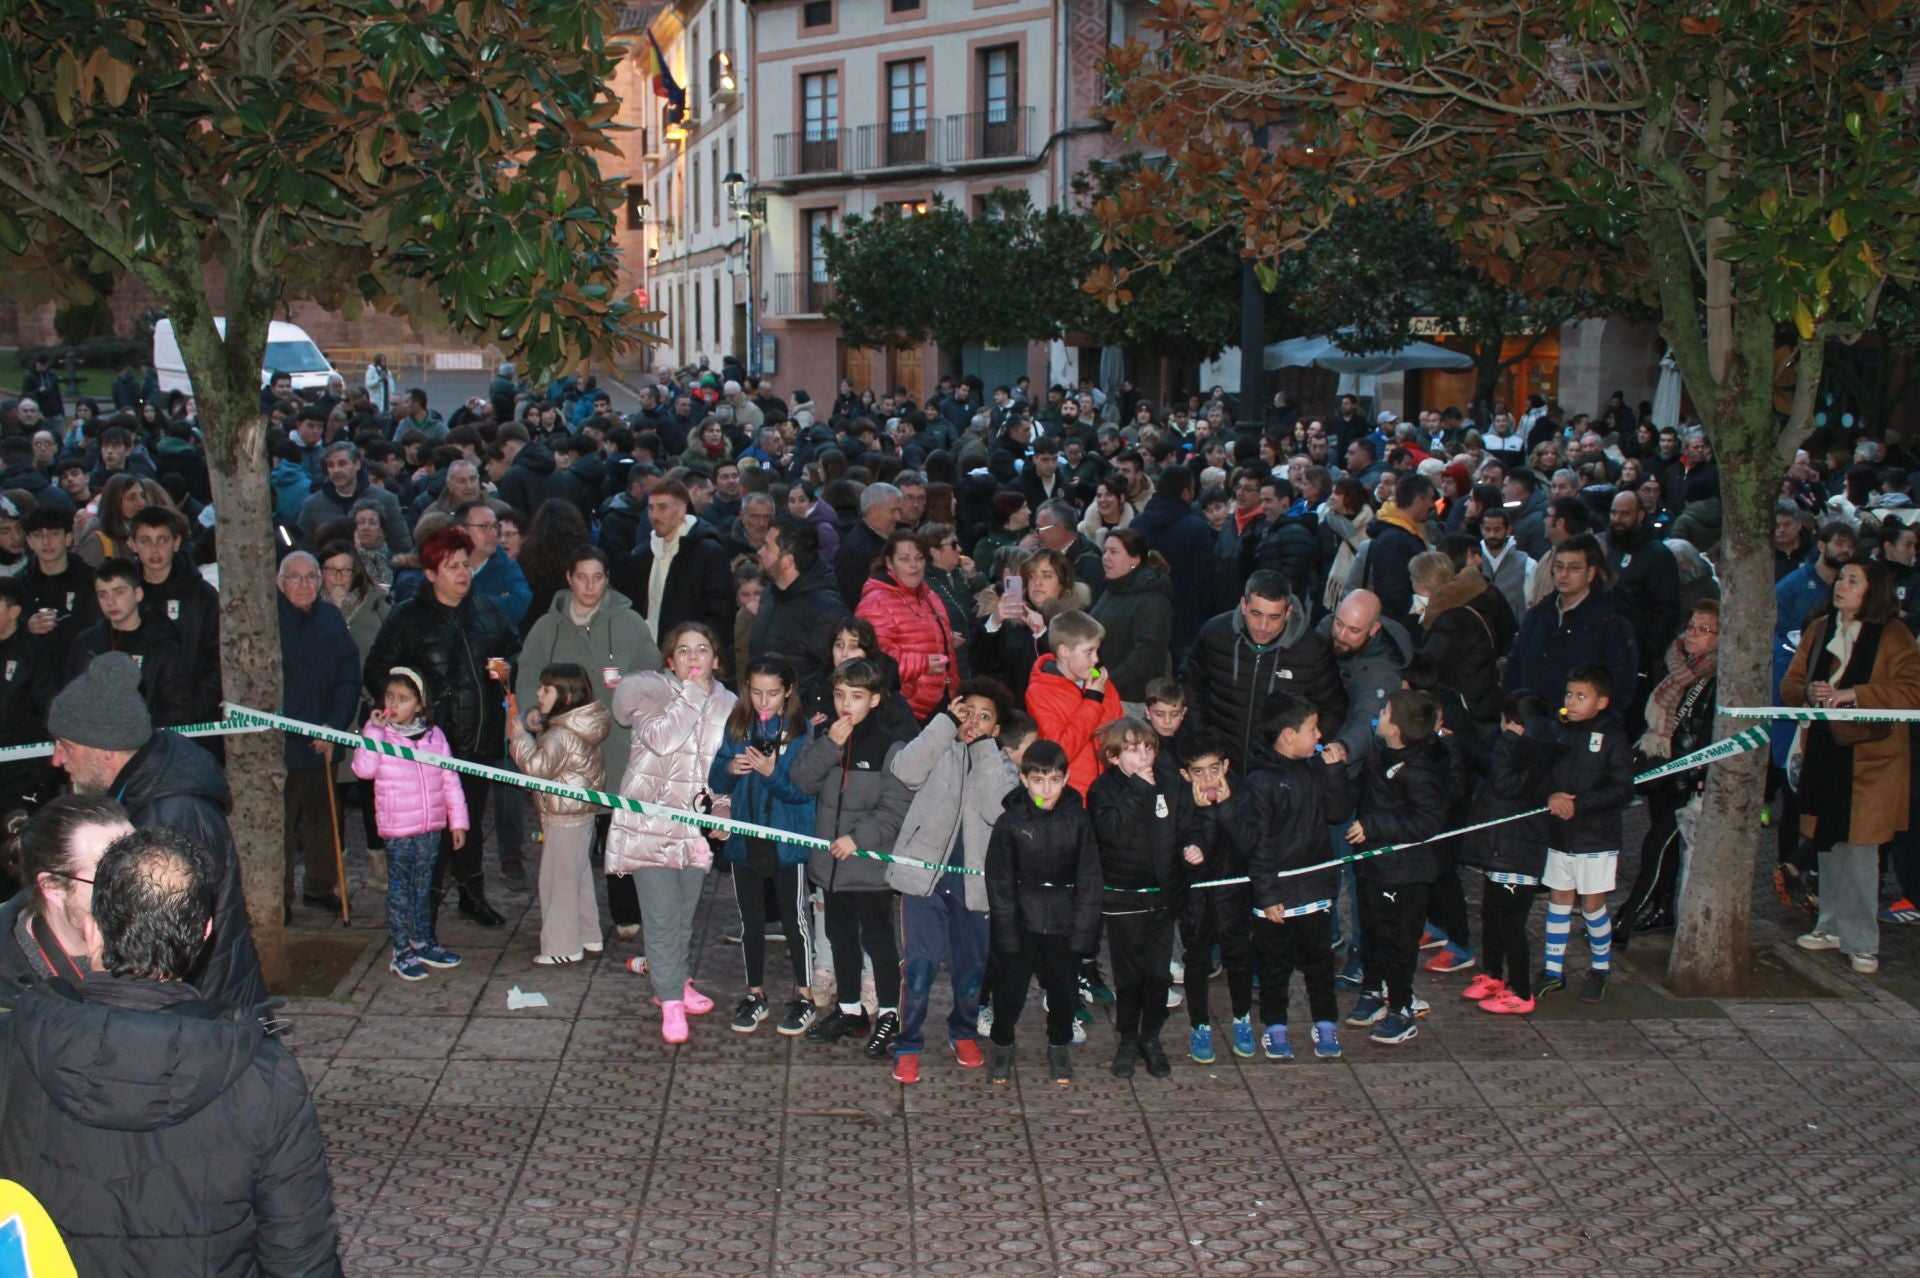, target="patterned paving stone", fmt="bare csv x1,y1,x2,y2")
335,1014,466,1060
484,1210,635,1275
